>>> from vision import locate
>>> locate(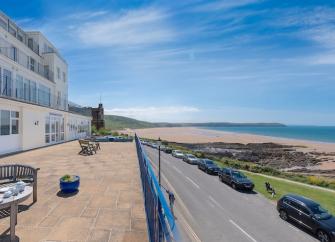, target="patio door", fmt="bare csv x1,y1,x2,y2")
45,114,65,144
